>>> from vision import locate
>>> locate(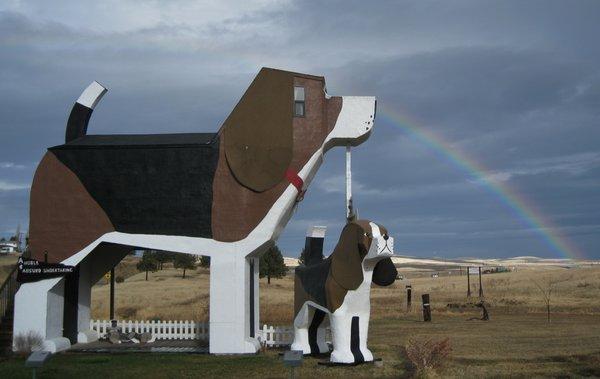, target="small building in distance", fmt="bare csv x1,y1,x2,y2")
0,241,18,254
